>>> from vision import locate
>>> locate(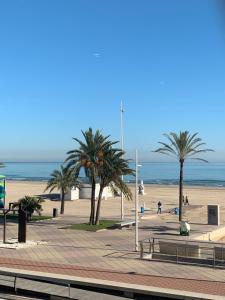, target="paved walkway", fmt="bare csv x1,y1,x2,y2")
0,272,131,300
0,213,224,280
0,257,225,297
0,206,225,297
0,292,43,300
